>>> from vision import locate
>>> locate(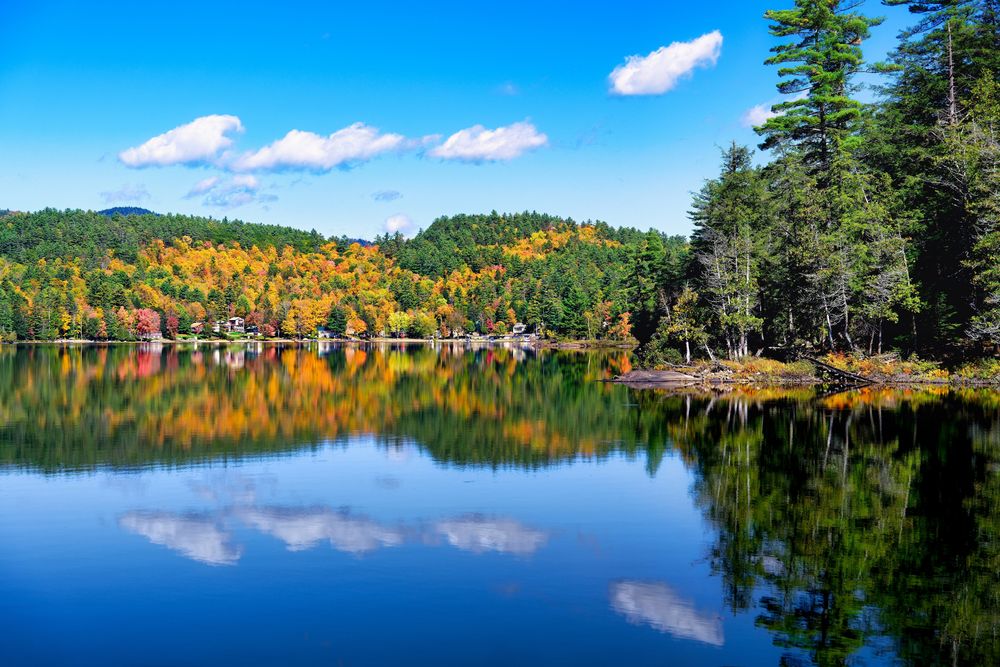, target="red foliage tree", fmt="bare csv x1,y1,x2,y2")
245,310,263,328
165,314,179,339
135,309,161,338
